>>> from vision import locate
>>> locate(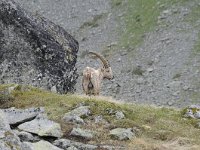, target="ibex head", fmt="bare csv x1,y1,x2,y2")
88,52,114,80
